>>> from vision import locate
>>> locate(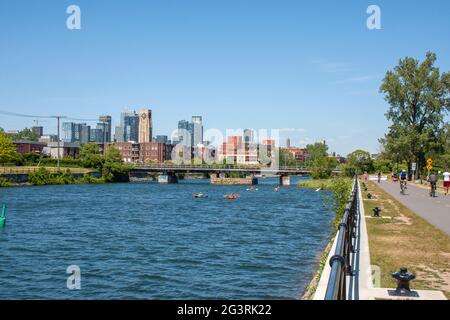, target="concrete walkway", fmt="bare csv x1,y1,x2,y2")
375,180,450,236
